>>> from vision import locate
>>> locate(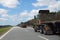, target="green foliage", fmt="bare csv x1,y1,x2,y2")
0,27,11,36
